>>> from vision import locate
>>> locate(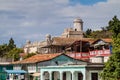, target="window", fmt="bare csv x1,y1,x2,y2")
78,73,83,80
75,29,77,31
91,73,98,80
63,72,66,80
